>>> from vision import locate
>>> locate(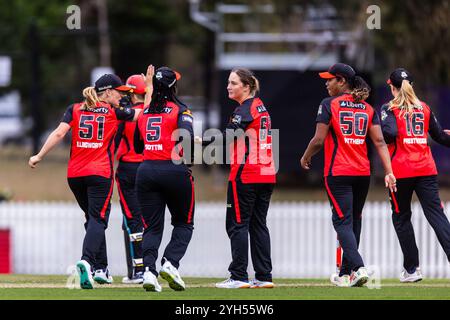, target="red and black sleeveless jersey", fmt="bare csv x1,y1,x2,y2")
316,93,379,177
135,101,194,161
62,102,135,178
227,97,276,184
116,103,144,163
380,101,450,178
